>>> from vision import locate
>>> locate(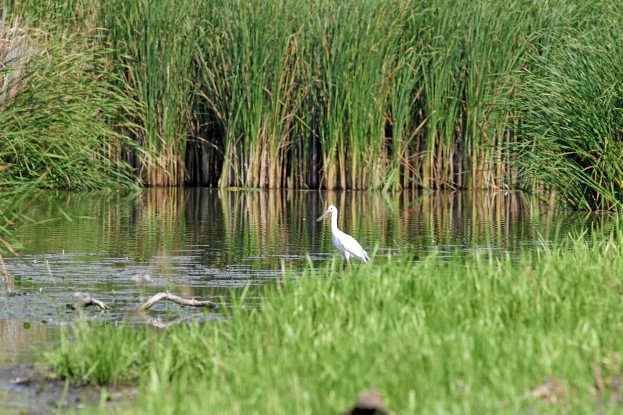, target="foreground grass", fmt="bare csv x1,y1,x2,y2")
47,236,623,414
